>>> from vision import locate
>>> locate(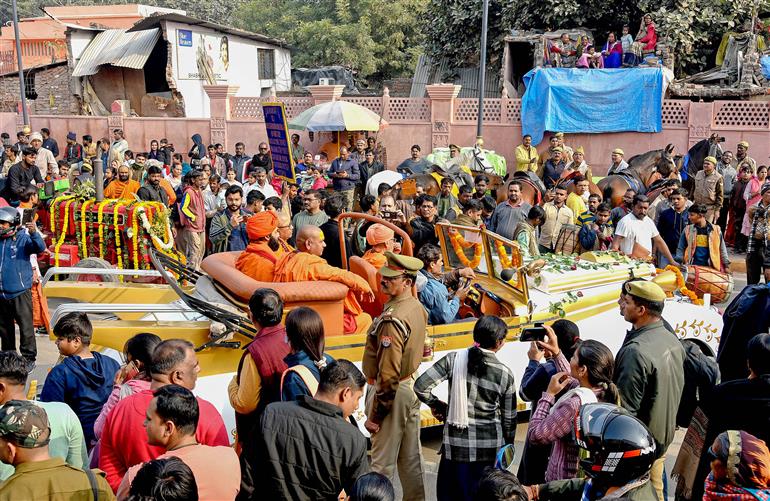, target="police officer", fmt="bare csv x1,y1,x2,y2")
363,251,428,501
